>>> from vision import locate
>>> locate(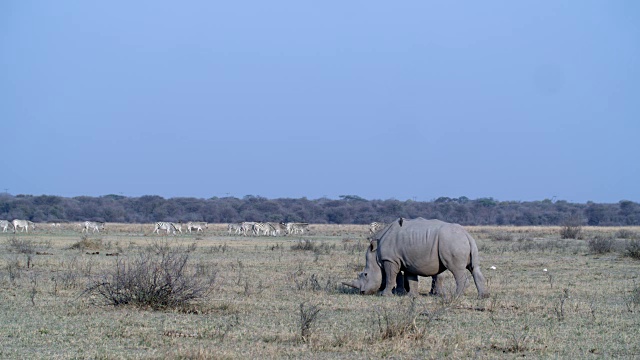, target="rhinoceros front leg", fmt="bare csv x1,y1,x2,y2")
381,261,400,296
